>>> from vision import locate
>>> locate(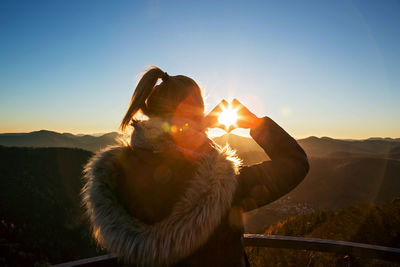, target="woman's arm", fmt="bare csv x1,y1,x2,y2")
234,116,309,212
204,98,309,212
